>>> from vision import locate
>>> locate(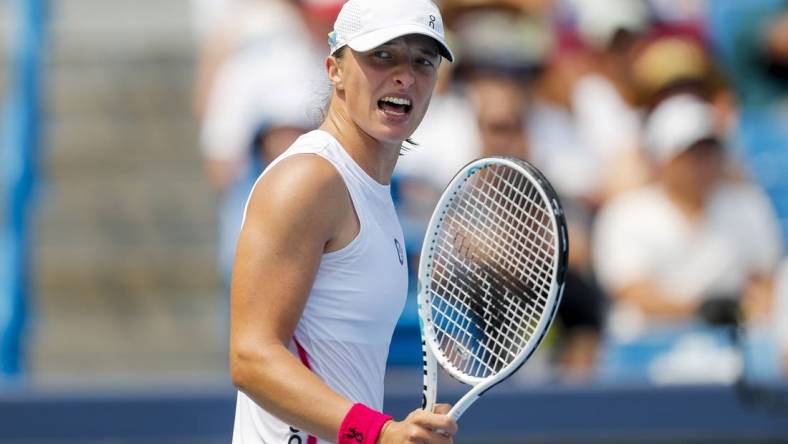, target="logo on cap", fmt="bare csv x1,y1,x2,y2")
429,15,436,29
